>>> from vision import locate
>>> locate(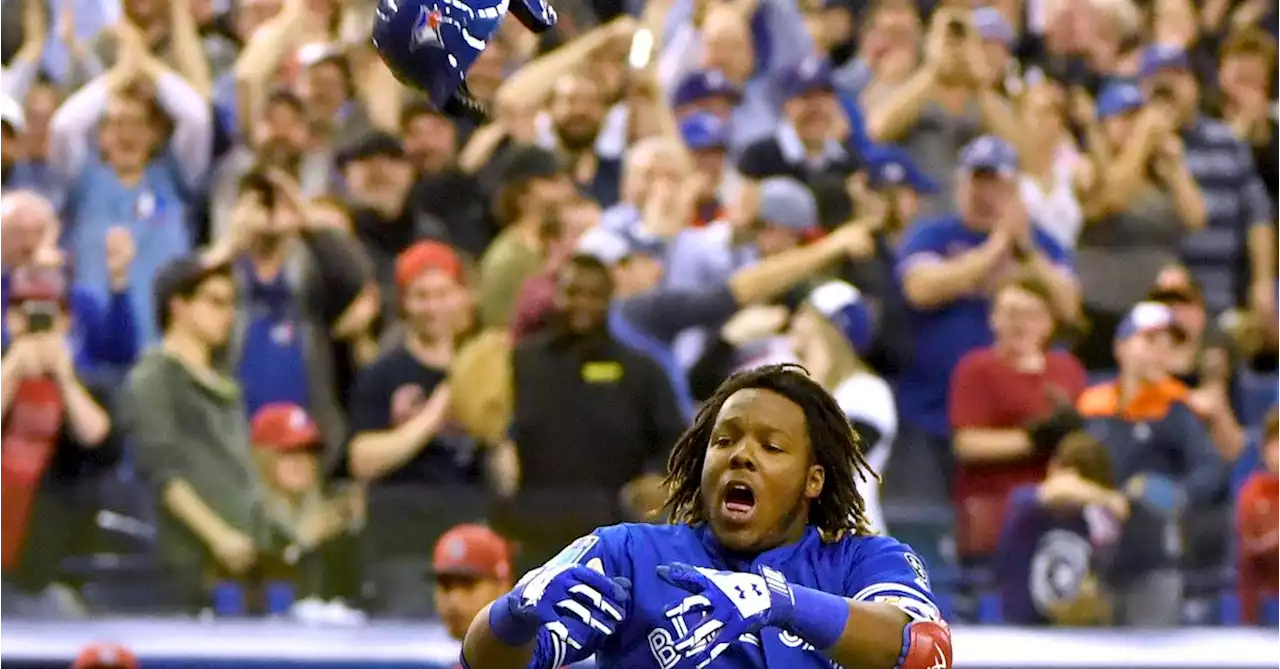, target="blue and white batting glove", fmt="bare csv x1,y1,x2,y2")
656,562,795,668
489,560,632,654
